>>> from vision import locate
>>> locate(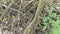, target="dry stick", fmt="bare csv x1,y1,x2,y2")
23,0,46,34
0,4,23,19
16,1,22,31
0,0,15,19
8,0,16,6
22,7,34,17
0,0,23,19
26,14,34,27
0,1,12,26
21,0,34,12
23,0,34,8
21,0,24,4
